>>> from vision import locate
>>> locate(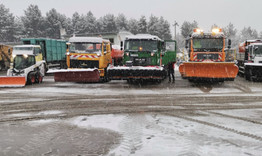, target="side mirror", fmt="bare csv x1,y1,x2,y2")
185,40,189,49
8,49,11,55
120,41,123,51
228,39,231,49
